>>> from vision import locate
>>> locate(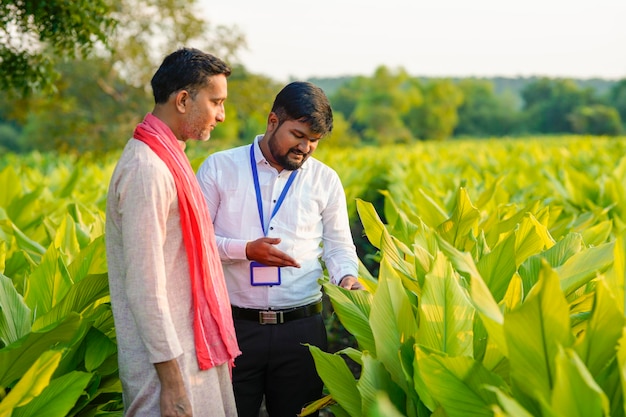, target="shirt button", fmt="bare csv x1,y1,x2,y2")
270,227,274,230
